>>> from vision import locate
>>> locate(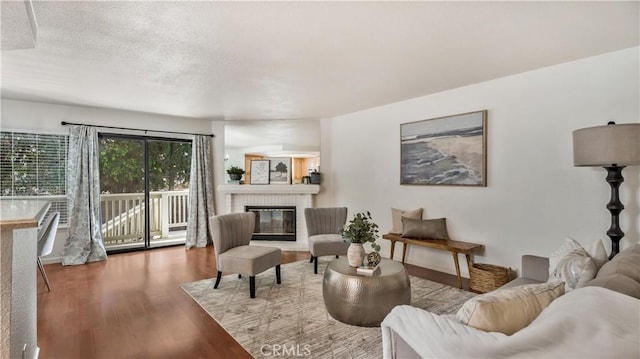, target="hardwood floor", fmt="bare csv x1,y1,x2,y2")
36,246,469,358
